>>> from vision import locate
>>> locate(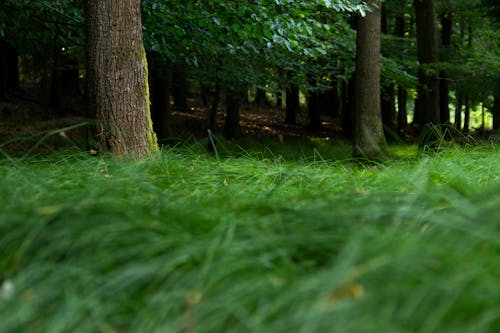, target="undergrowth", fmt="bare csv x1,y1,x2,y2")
0,143,499,332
